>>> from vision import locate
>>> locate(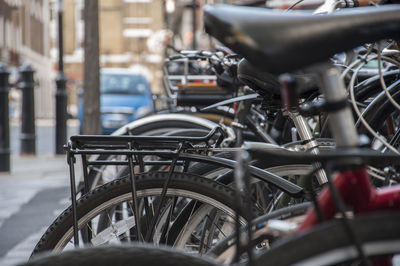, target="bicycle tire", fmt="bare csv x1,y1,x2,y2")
114,161,313,213
357,81,400,139
23,245,219,266
254,211,400,266
32,172,245,256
